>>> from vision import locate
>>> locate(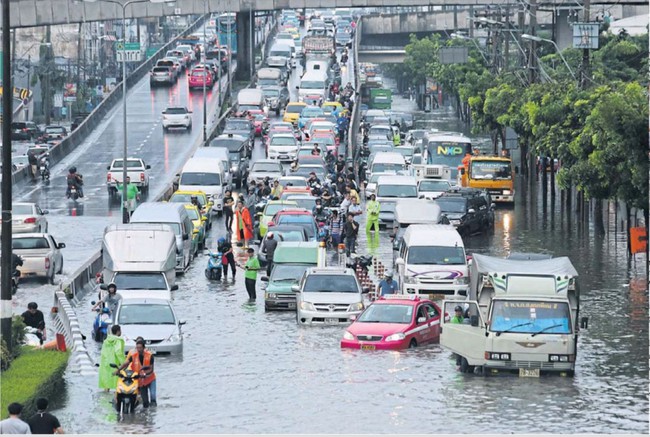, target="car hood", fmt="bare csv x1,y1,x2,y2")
267,280,298,293
302,292,361,304
348,322,407,336
405,265,466,279
120,323,178,342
